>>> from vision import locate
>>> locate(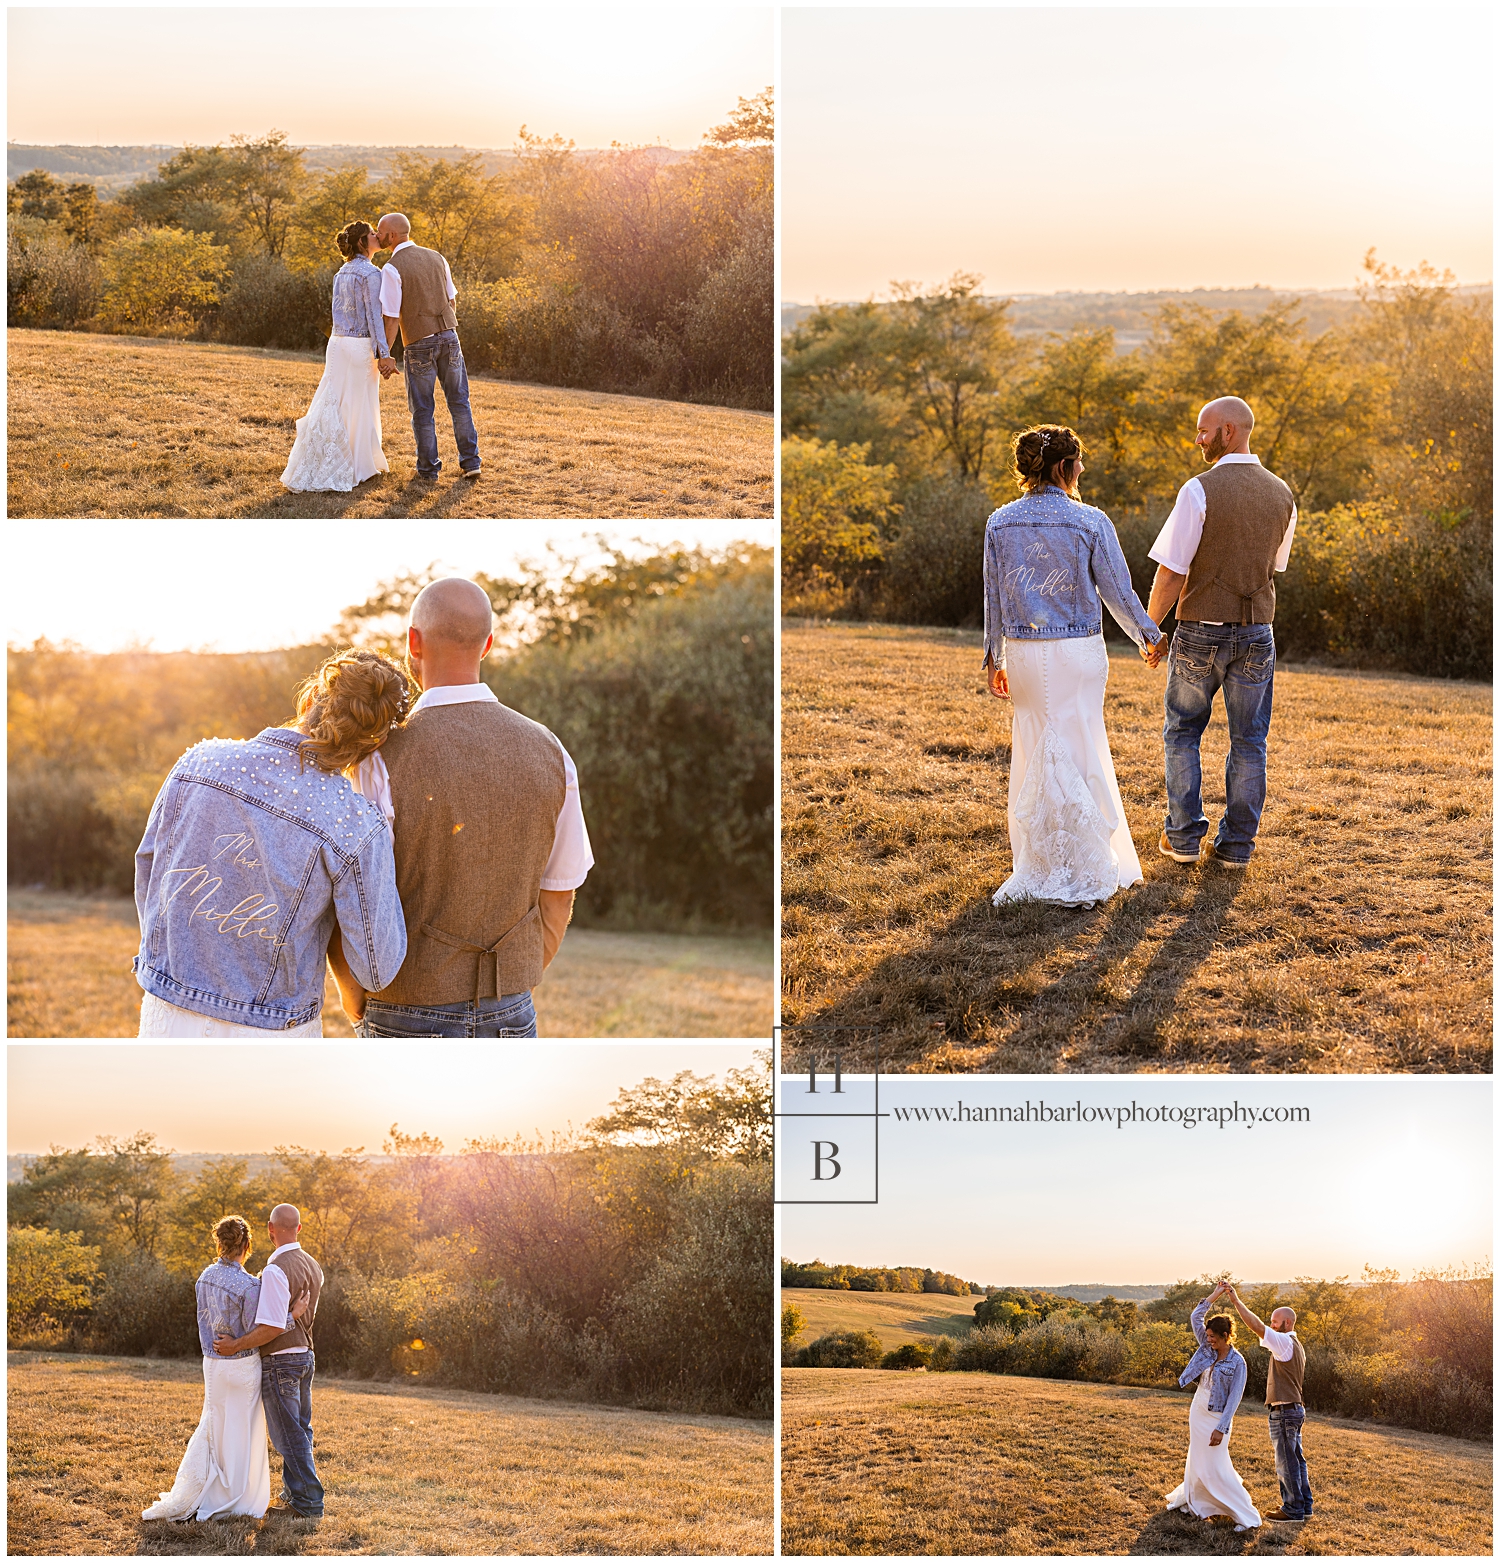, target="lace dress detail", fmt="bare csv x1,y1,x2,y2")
995,723,1118,906
281,374,358,493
